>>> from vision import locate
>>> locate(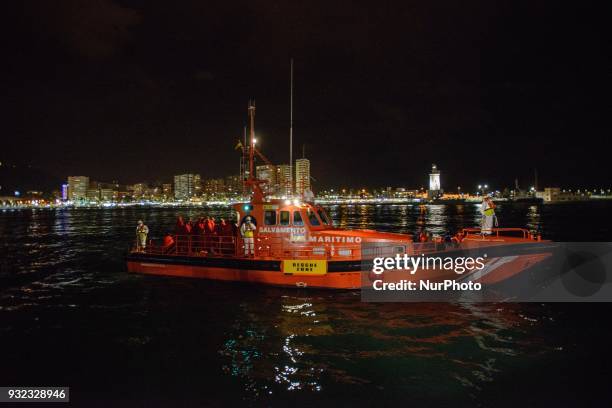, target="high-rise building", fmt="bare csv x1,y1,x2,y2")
276,164,292,196
194,174,202,196
174,174,201,200
256,165,277,195
67,176,89,201
295,158,311,196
